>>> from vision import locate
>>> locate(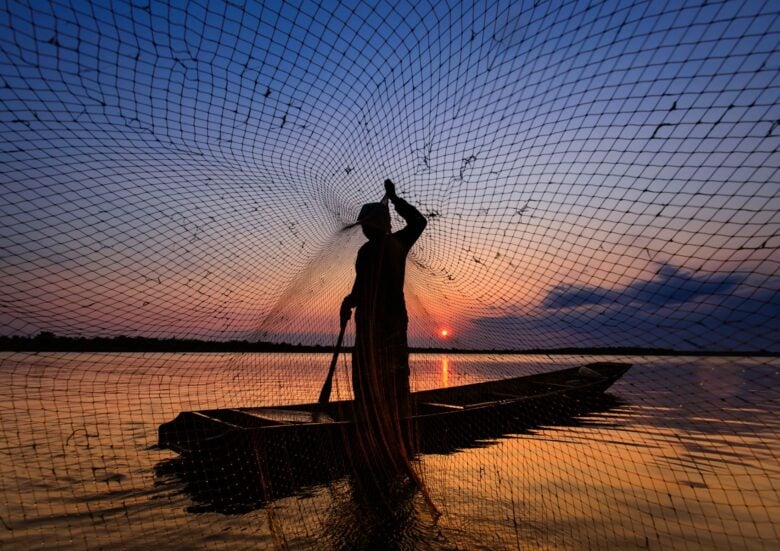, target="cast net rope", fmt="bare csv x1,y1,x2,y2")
1,1,778,549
